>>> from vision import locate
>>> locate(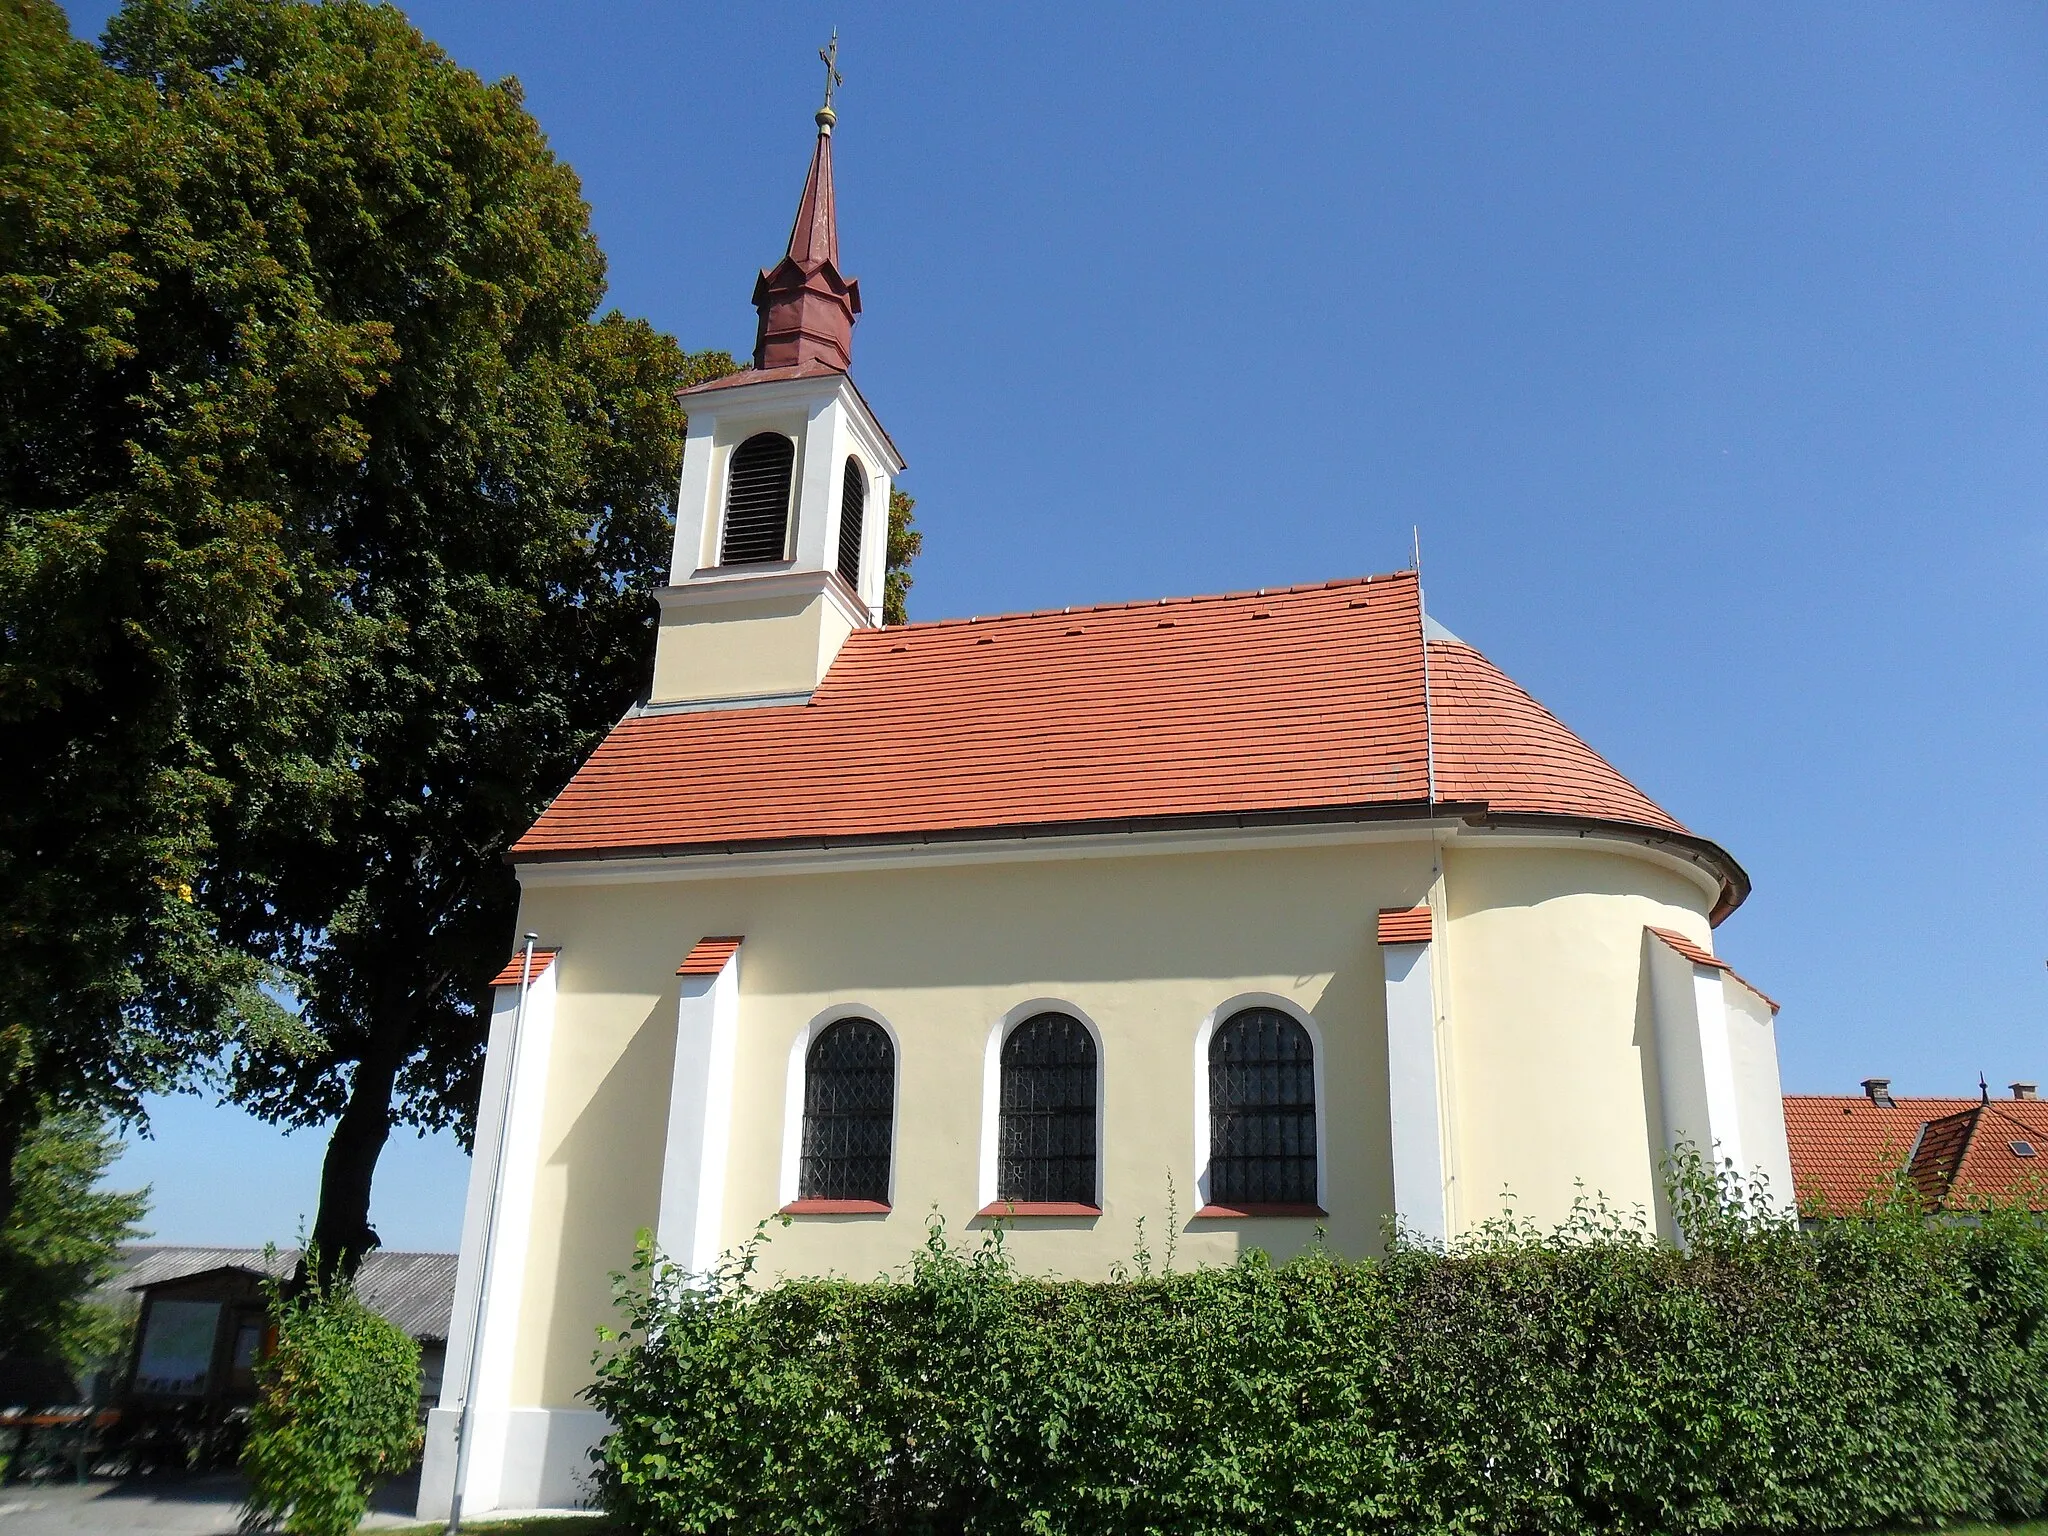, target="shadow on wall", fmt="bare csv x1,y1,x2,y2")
542,992,677,1405
1309,933,1399,1258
